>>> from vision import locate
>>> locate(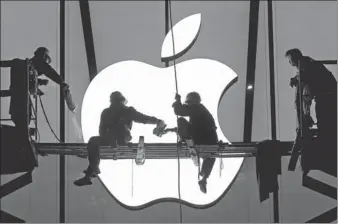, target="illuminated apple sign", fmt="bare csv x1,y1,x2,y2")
81,13,244,209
